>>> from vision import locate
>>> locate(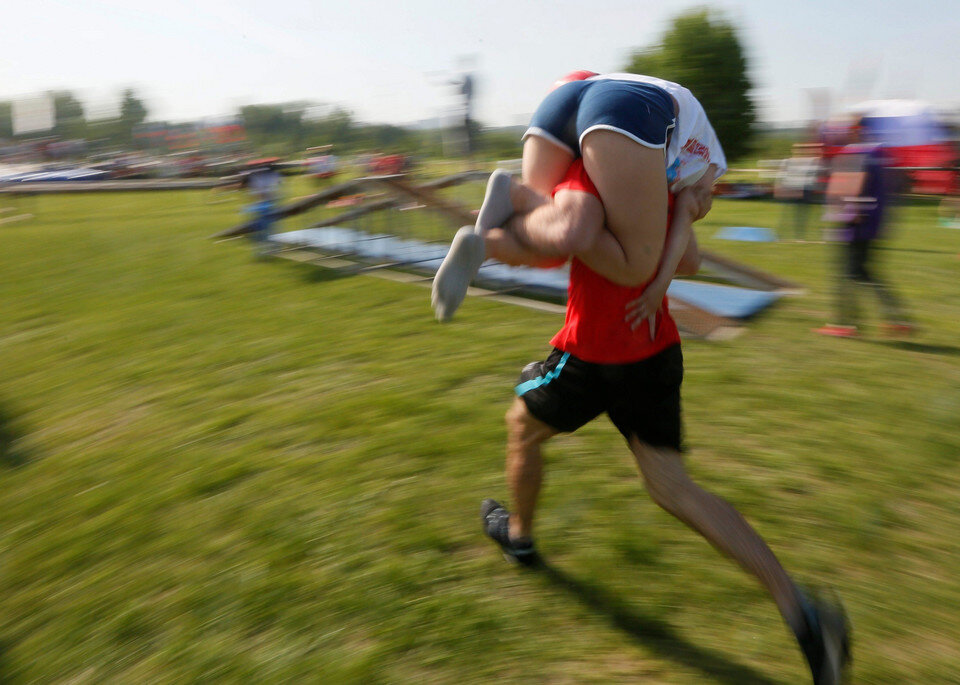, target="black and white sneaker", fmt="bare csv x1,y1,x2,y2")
795,589,851,684
480,499,538,566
